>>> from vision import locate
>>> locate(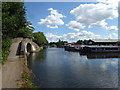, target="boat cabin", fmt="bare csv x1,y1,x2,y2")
71,44,81,50
87,39,119,46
